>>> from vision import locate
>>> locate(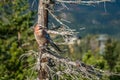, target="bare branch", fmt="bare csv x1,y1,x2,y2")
47,30,73,35
56,0,113,4
21,48,120,79
46,8,67,27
